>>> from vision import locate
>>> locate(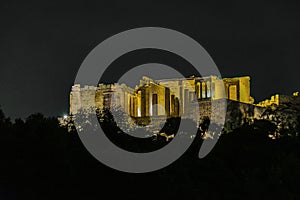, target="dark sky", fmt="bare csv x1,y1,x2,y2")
0,0,299,119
